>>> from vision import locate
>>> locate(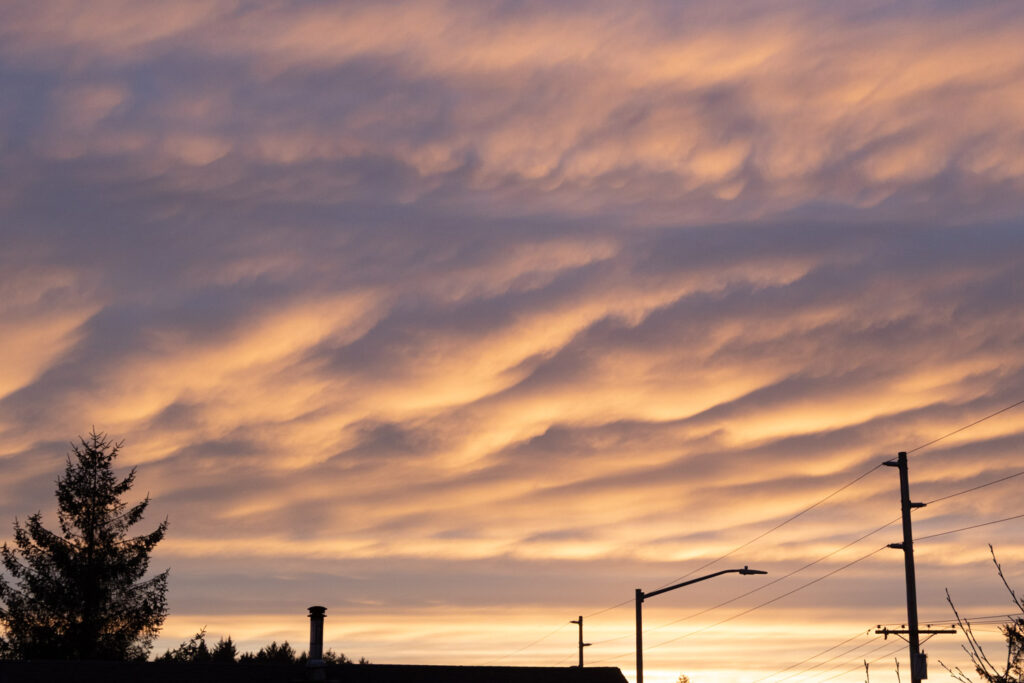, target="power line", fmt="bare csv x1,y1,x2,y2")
908,399,1024,455
916,512,1024,542
612,464,1019,649
648,547,886,649
503,475,891,660
655,463,885,590
752,630,874,683
645,546,889,652
878,612,1010,627
614,398,1024,632
816,641,906,683
799,638,898,683
586,448,1011,655
484,621,571,664
938,614,1013,625
588,543,897,665
553,652,576,666
768,633,882,683
488,400,1024,664
584,598,633,620
588,647,634,665
585,464,890,630
637,403,1024,646
626,517,902,642
924,469,1024,505
744,502,1022,680
593,467,1013,649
